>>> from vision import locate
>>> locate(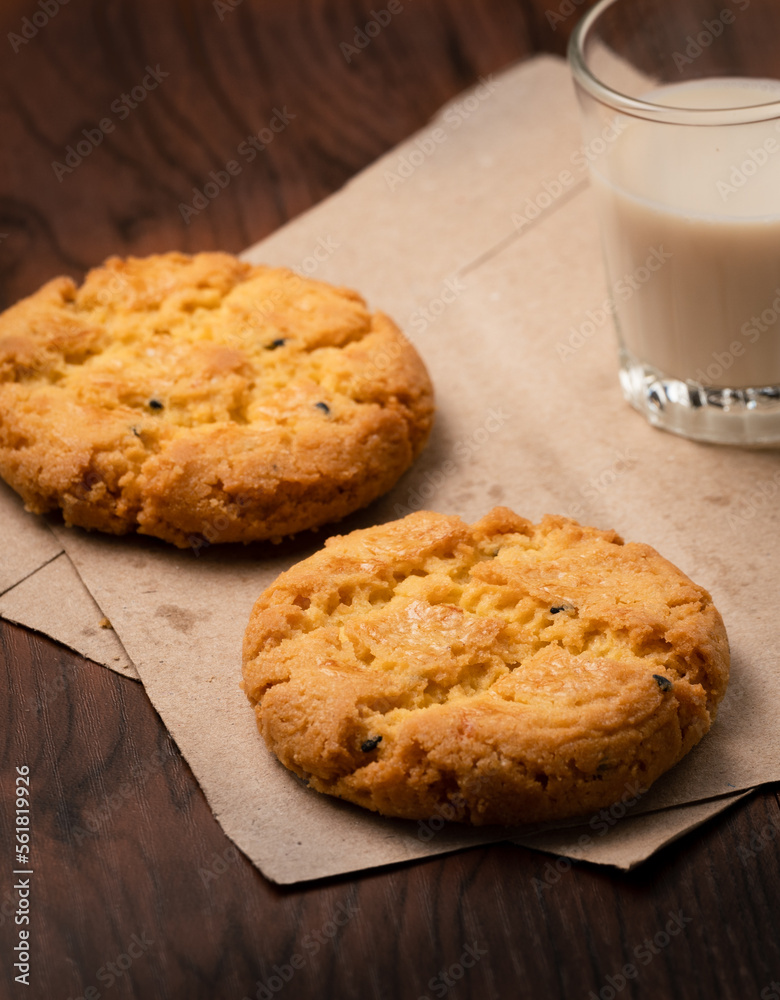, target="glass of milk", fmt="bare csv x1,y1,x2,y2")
569,0,780,445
